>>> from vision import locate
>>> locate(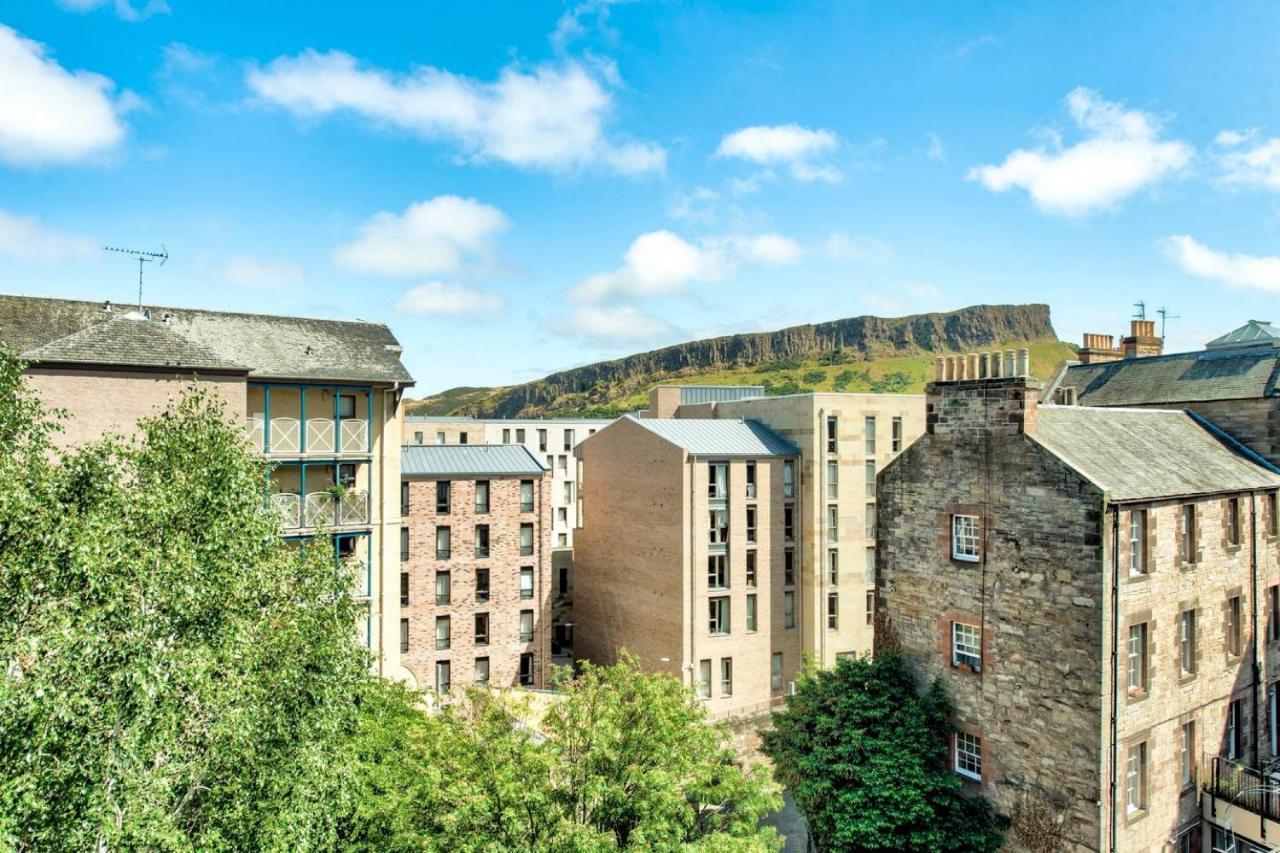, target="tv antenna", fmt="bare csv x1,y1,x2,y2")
1157,306,1179,339
1133,300,1147,321
103,244,168,311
